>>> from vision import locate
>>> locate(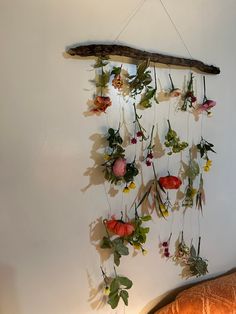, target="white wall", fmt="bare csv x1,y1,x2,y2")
1,1,236,314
